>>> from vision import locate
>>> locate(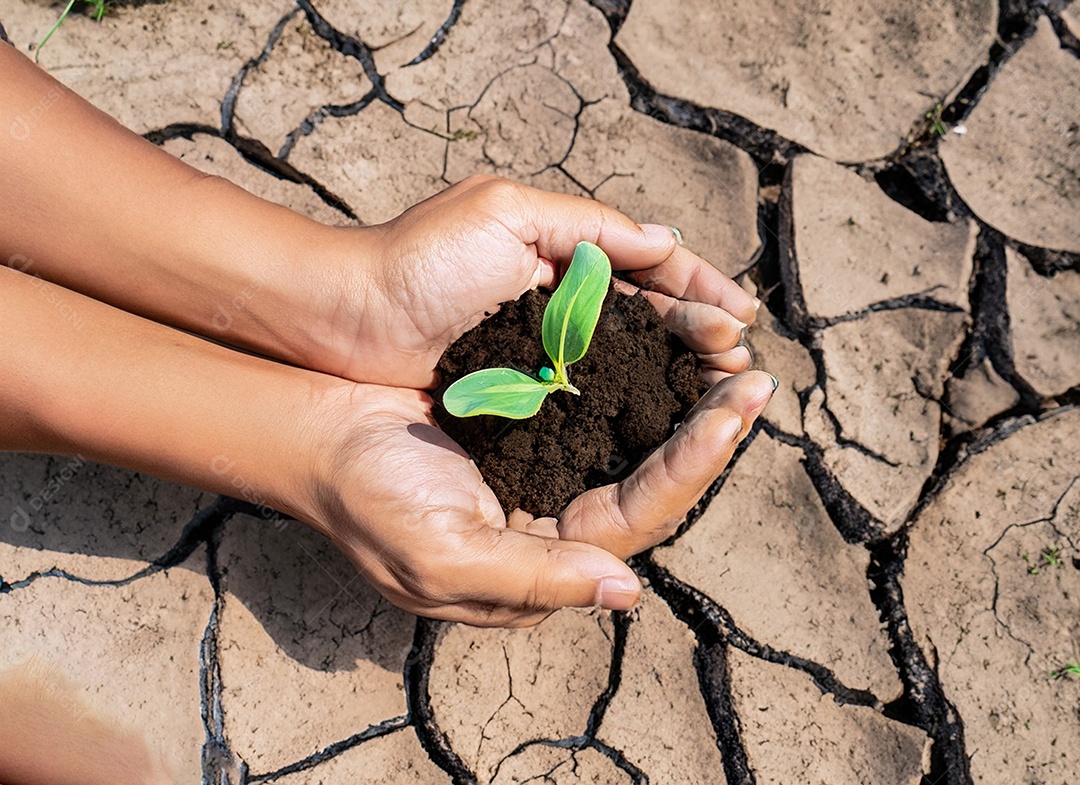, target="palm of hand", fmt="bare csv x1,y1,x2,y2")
316,386,643,627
